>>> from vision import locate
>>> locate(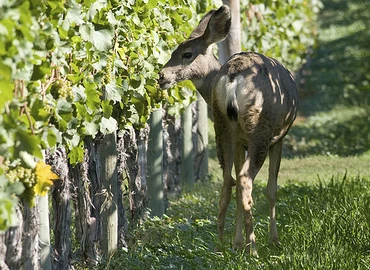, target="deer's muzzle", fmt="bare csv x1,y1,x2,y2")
158,70,175,90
